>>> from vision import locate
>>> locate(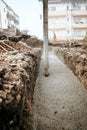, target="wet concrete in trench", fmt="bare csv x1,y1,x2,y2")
33,52,87,130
